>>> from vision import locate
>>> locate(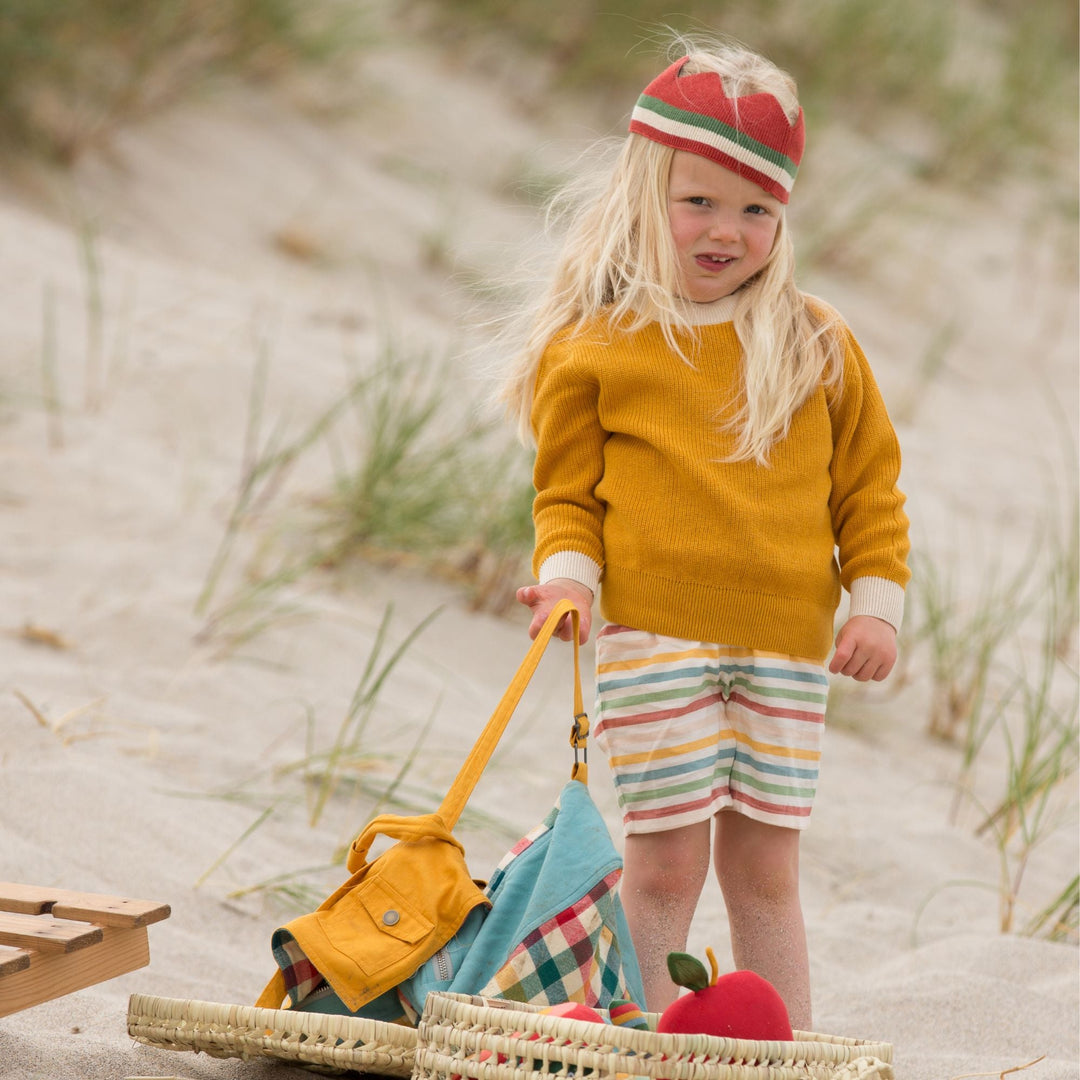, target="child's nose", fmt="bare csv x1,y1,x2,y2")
708,213,740,241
